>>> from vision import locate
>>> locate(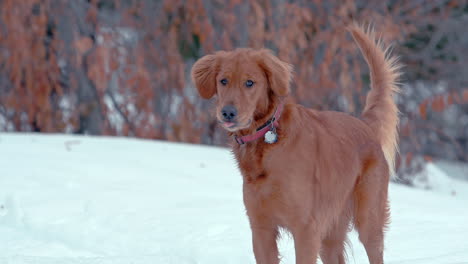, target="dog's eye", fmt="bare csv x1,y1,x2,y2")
220,79,228,85
245,80,254,88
